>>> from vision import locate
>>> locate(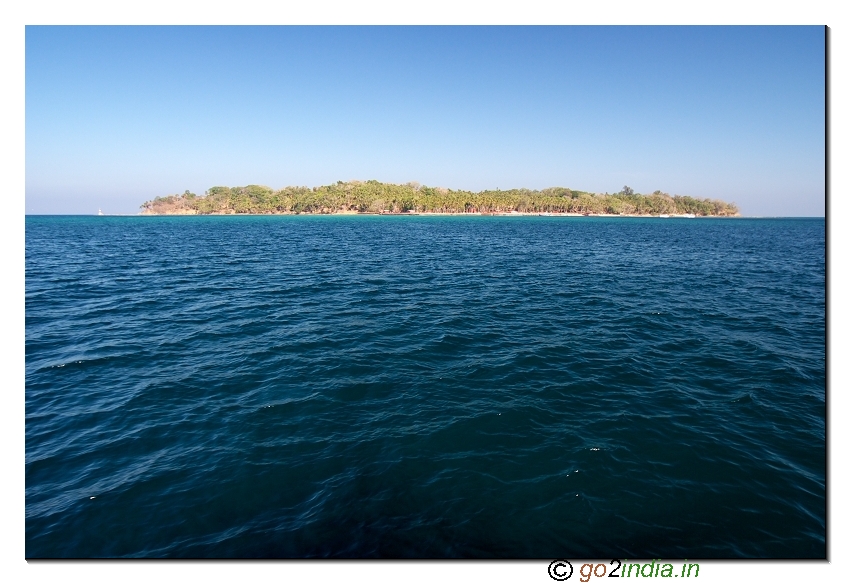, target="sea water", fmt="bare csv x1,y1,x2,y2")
25,215,825,558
